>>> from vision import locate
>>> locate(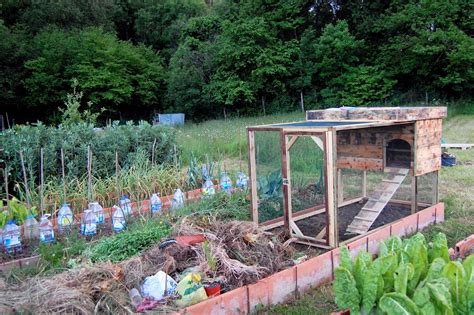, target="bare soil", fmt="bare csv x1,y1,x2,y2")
296,201,418,242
